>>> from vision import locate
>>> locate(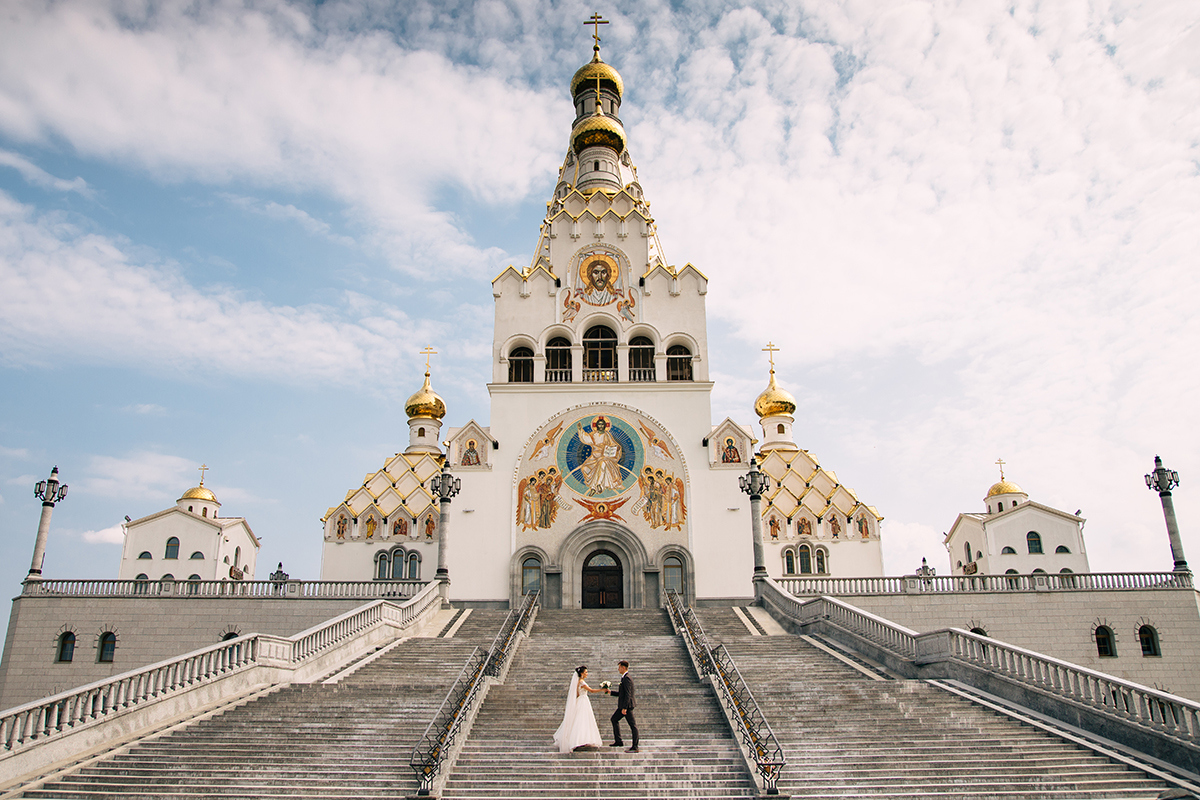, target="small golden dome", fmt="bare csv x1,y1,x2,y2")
572,111,626,154
755,370,797,418
180,485,218,503
405,371,446,420
986,479,1024,498
571,55,624,99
